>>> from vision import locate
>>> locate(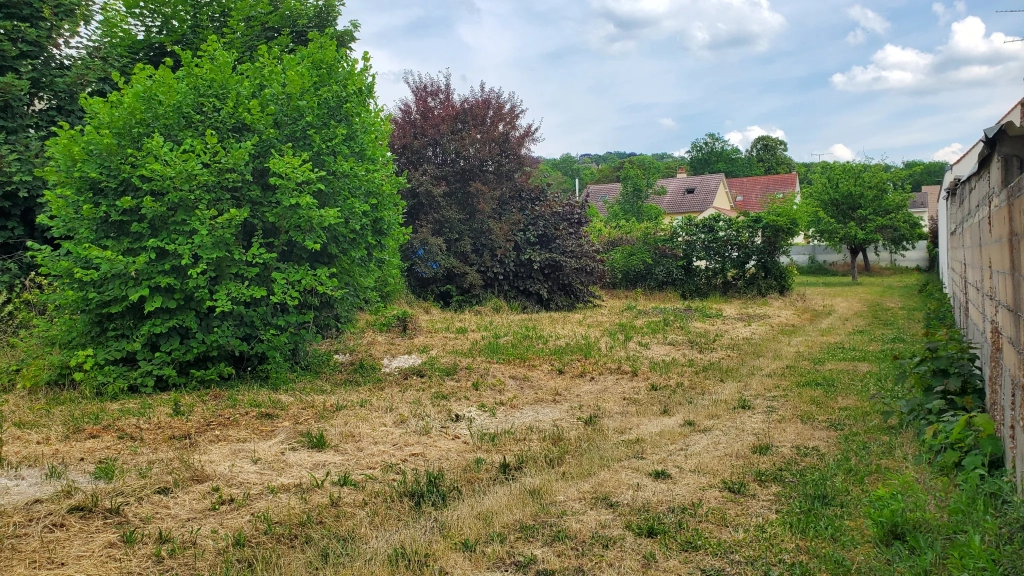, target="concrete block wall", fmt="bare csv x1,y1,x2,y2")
947,162,1024,491
786,242,930,269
